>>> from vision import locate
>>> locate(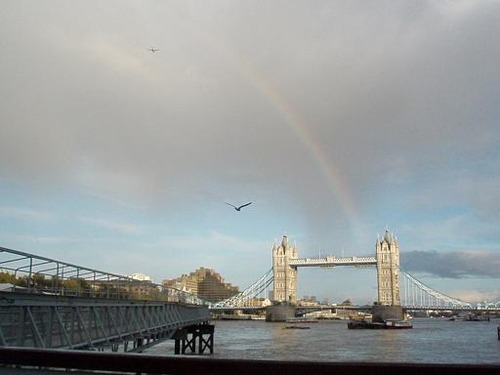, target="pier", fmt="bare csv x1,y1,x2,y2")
172,323,214,355
0,292,210,353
